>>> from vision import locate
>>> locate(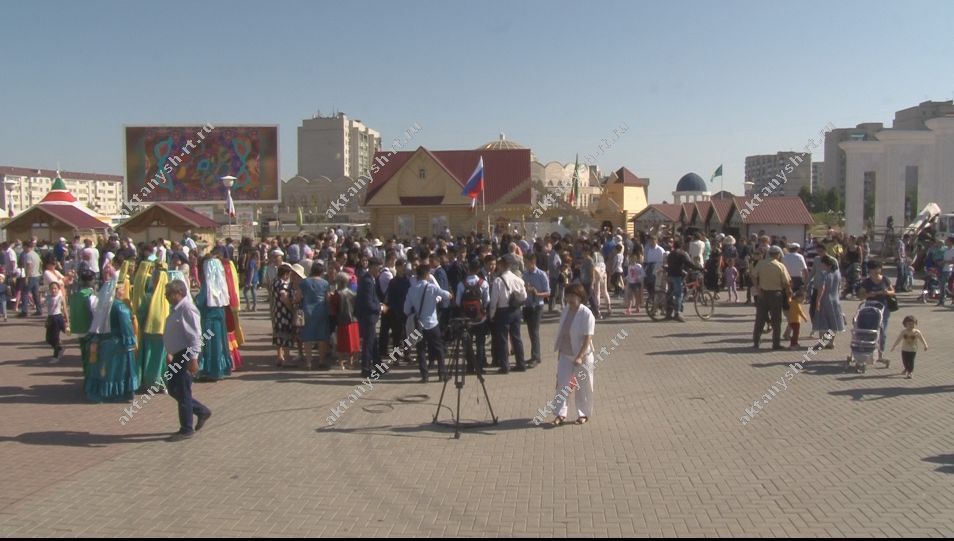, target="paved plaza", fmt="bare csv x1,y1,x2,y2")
1,290,953,537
